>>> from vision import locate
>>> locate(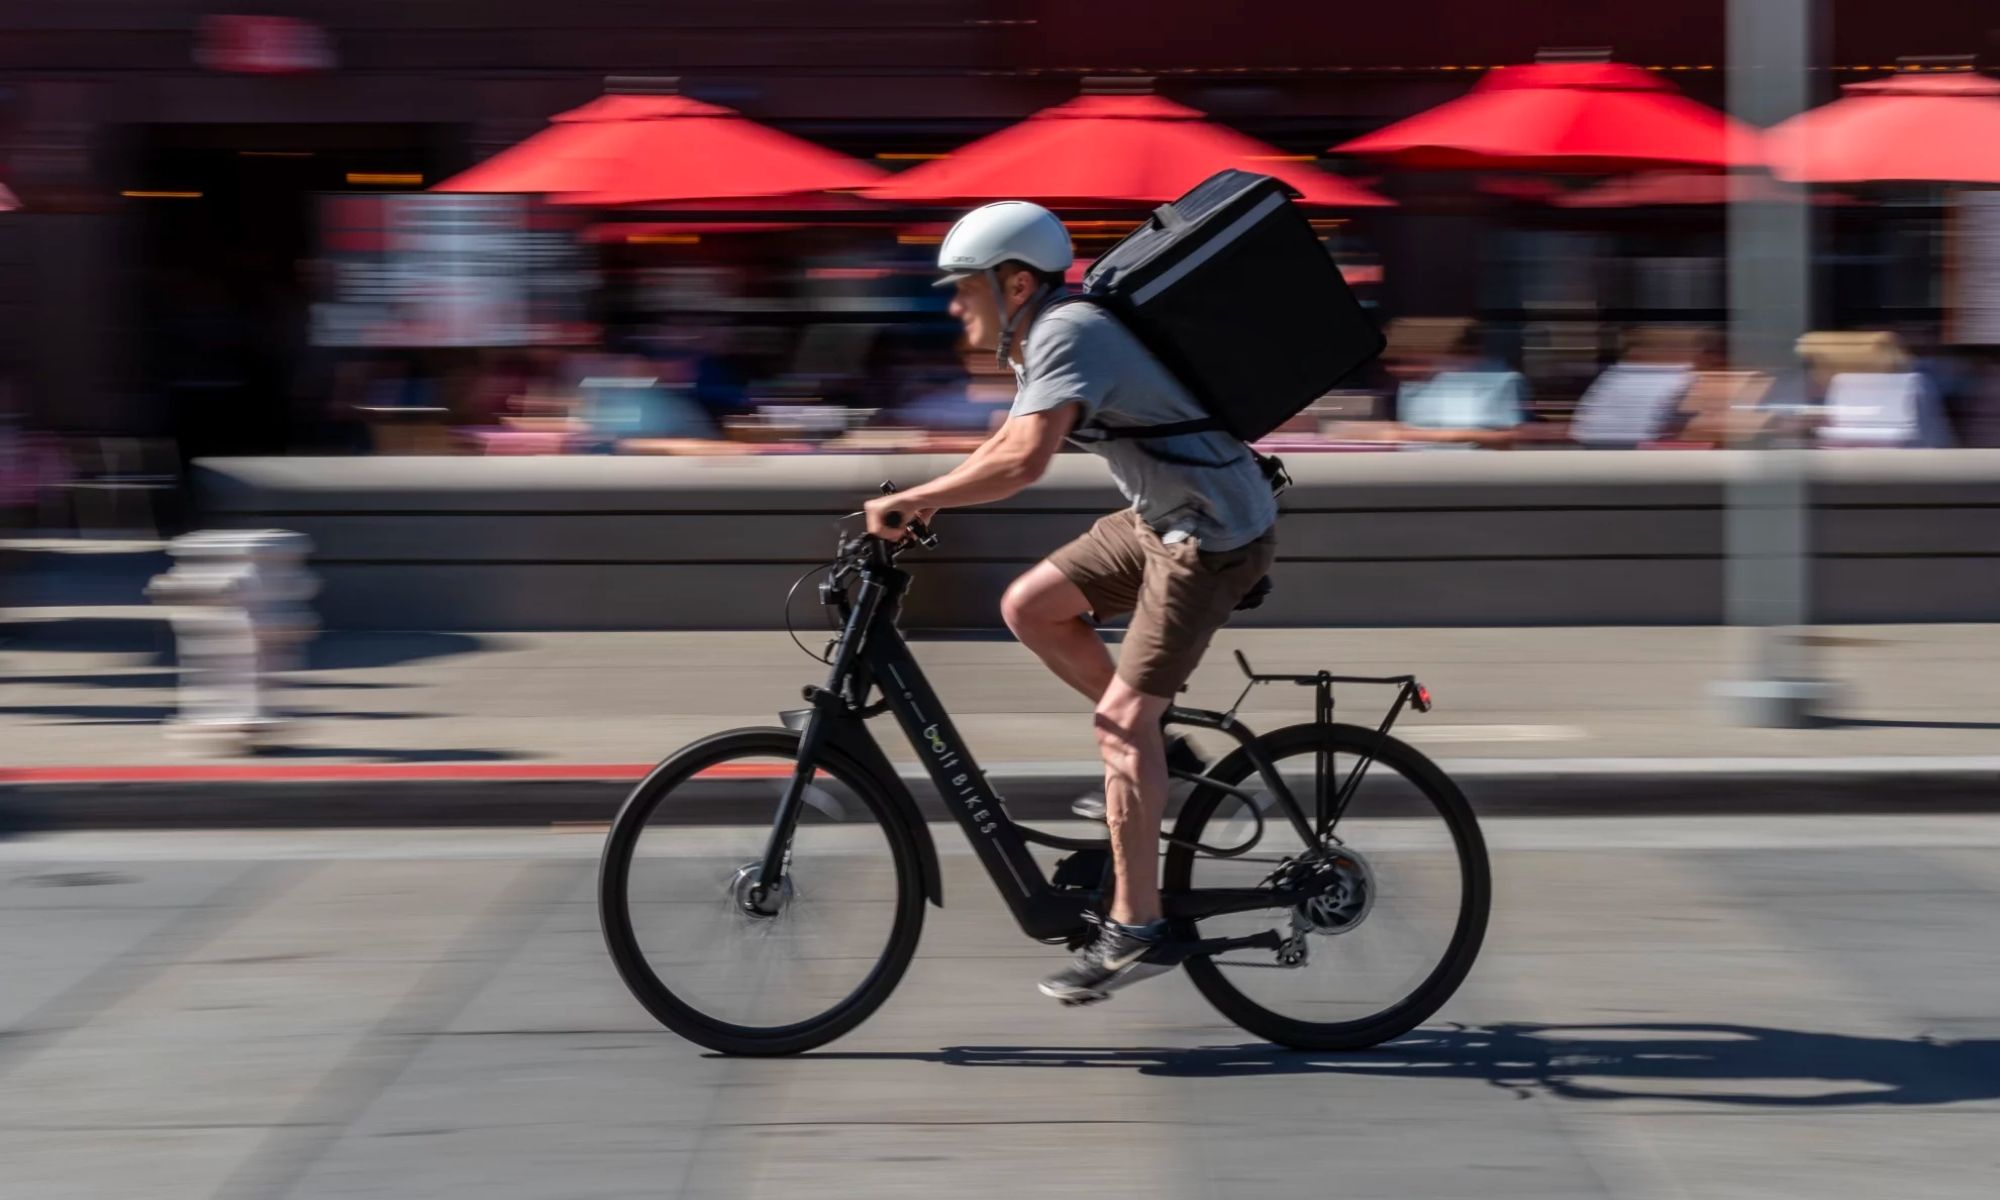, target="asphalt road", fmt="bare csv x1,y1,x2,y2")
4,816,1999,1199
